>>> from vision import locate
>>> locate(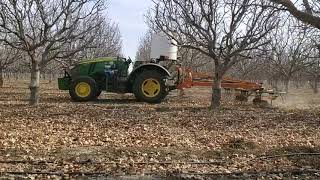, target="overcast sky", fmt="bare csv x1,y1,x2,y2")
107,0,153,60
